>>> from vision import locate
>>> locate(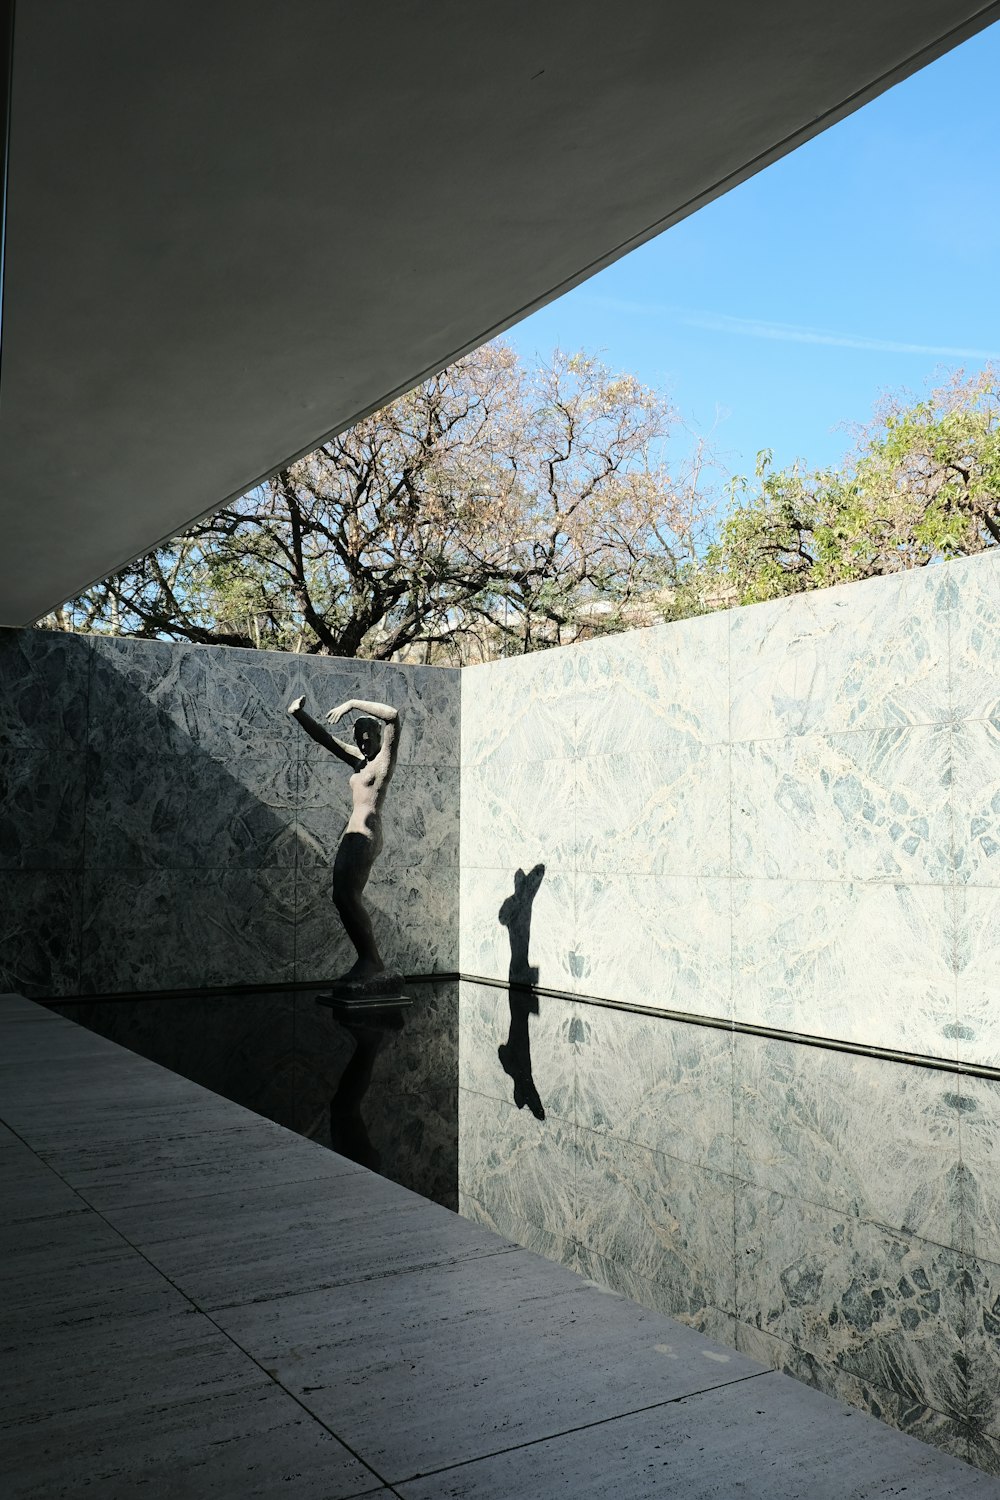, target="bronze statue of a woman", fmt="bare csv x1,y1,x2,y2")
288,694,400,988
